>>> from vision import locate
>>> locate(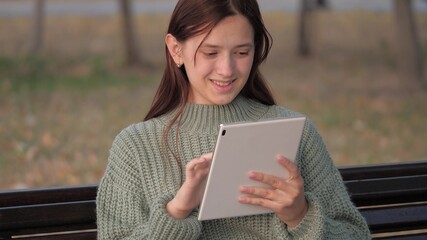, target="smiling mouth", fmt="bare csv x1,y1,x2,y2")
210,80,235,87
